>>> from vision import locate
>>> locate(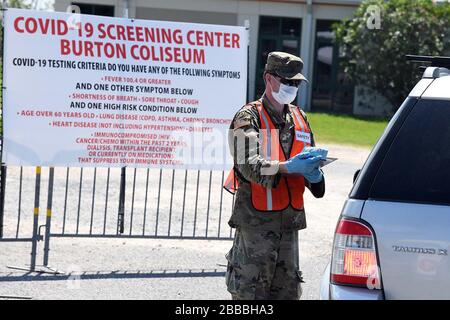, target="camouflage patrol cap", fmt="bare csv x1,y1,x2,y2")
265,51,308,82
